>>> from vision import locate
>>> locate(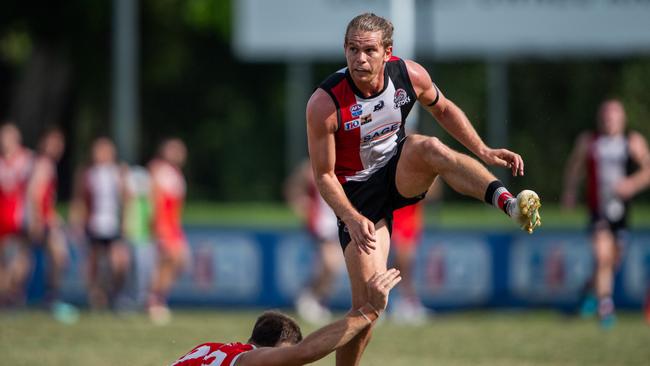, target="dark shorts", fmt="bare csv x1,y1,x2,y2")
88,232,122,247
338,137,426,251
589,206,629,244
